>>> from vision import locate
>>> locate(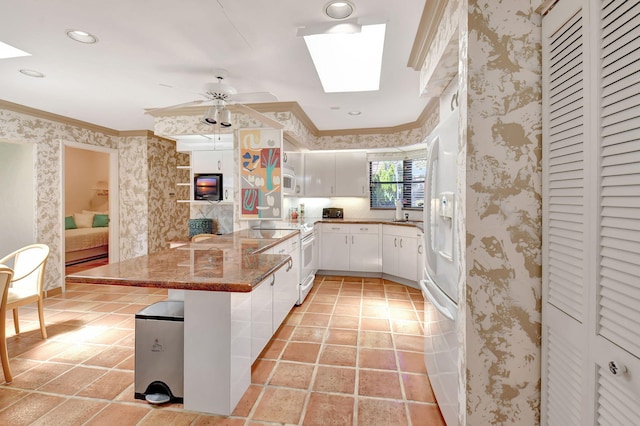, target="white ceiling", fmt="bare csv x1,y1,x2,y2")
0,0,428,132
